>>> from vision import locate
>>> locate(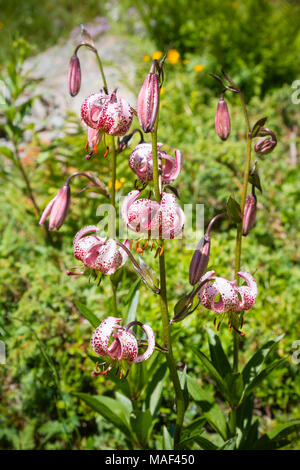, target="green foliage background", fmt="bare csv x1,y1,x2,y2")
0,0,299,450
